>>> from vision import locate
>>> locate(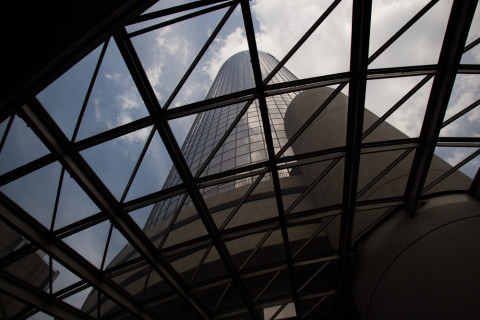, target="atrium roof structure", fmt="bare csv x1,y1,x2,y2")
1,0,479,319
